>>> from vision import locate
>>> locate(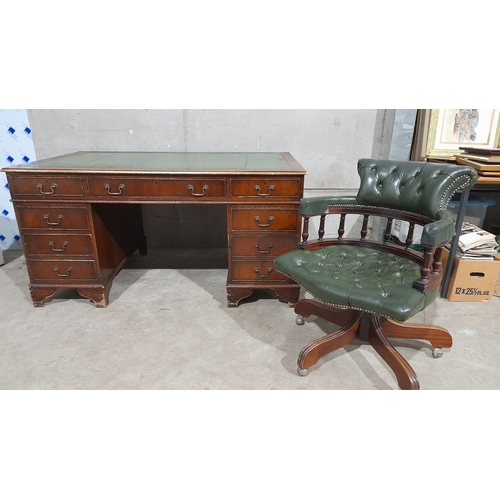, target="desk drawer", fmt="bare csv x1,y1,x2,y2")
23,233,94,256
9,176,84,197
230,207,299,231
28,259,97,281
230,261,295,283
231,234,298,258
17,206,90,230
88,177,225,198
230,178,302,198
